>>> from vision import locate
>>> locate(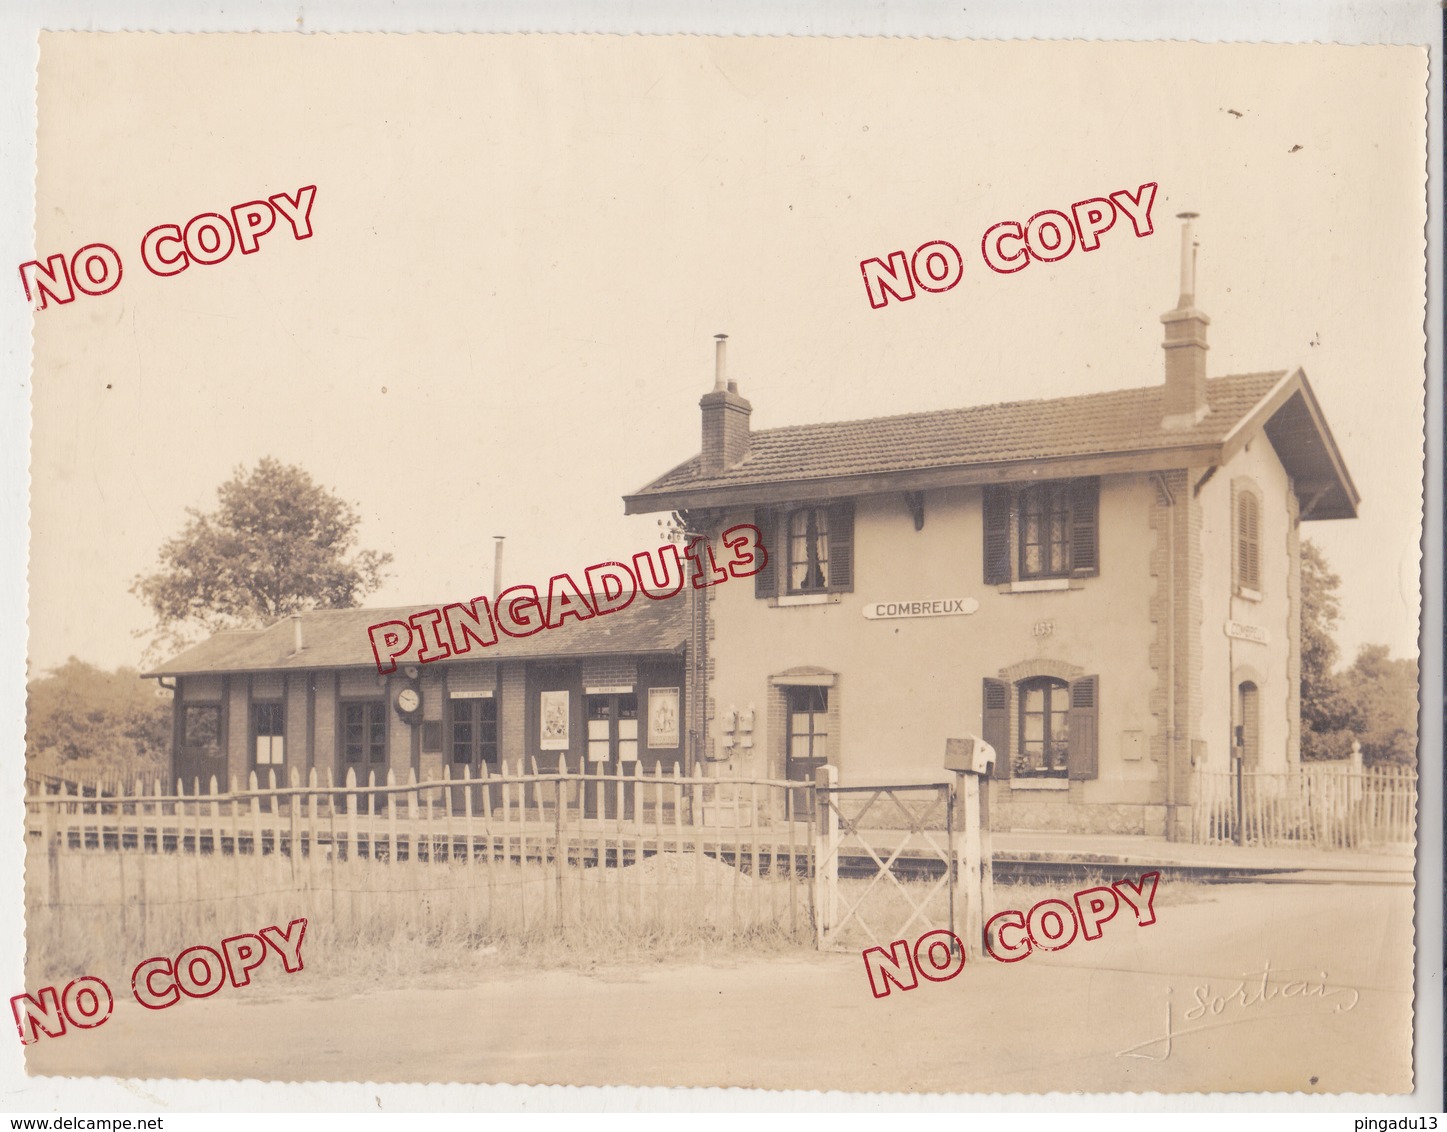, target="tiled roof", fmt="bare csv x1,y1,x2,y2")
145,593,687,677
628,372,1288,500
